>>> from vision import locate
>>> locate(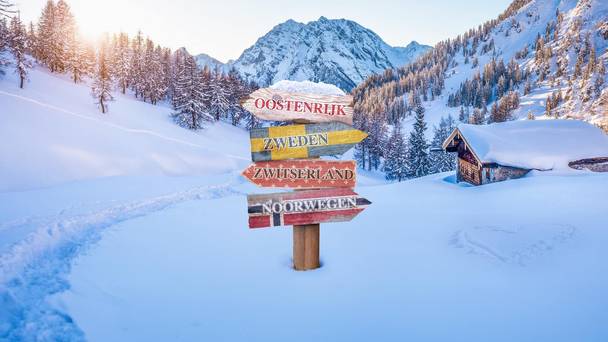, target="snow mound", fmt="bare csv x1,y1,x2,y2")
457,119,608,170
270,80,345,96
